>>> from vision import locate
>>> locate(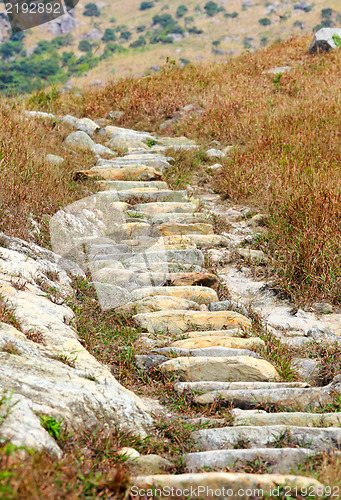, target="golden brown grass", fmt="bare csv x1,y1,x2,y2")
0,100,96,246
42,35,341,305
